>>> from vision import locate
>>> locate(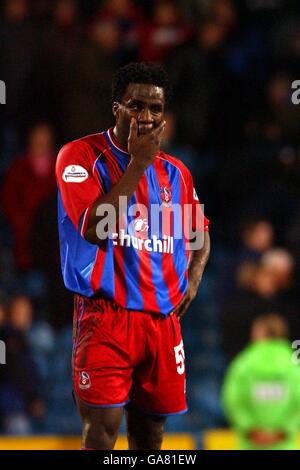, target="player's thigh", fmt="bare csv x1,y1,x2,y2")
76,395,124,450
125,403,166,450
130,314,186,415
73,296,133,407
